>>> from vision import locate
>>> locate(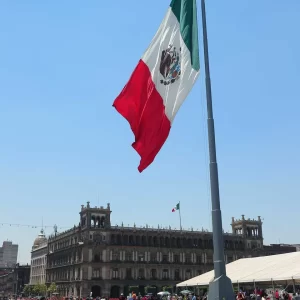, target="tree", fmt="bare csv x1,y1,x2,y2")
33,284,41,295
40,284,47,295
145,286,157,294
23,285,33,296
162,286,173,293
128,286,139,293
32,283,47,296
48,283,57,294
